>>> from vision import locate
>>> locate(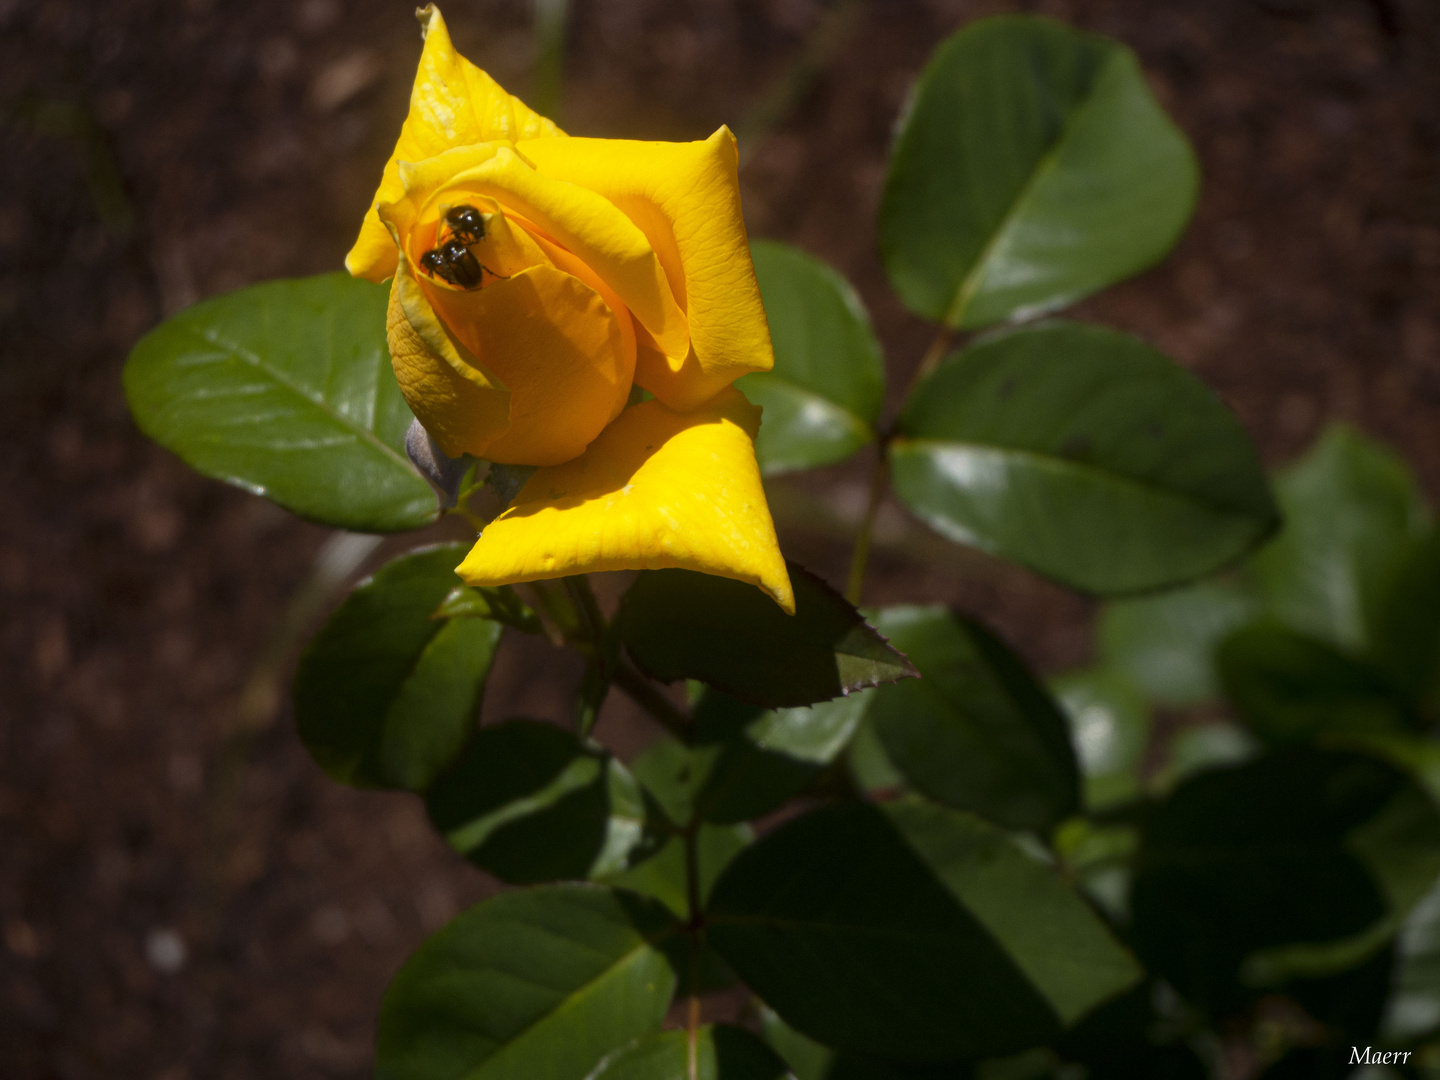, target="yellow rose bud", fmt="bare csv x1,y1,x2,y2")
347,5,793,612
